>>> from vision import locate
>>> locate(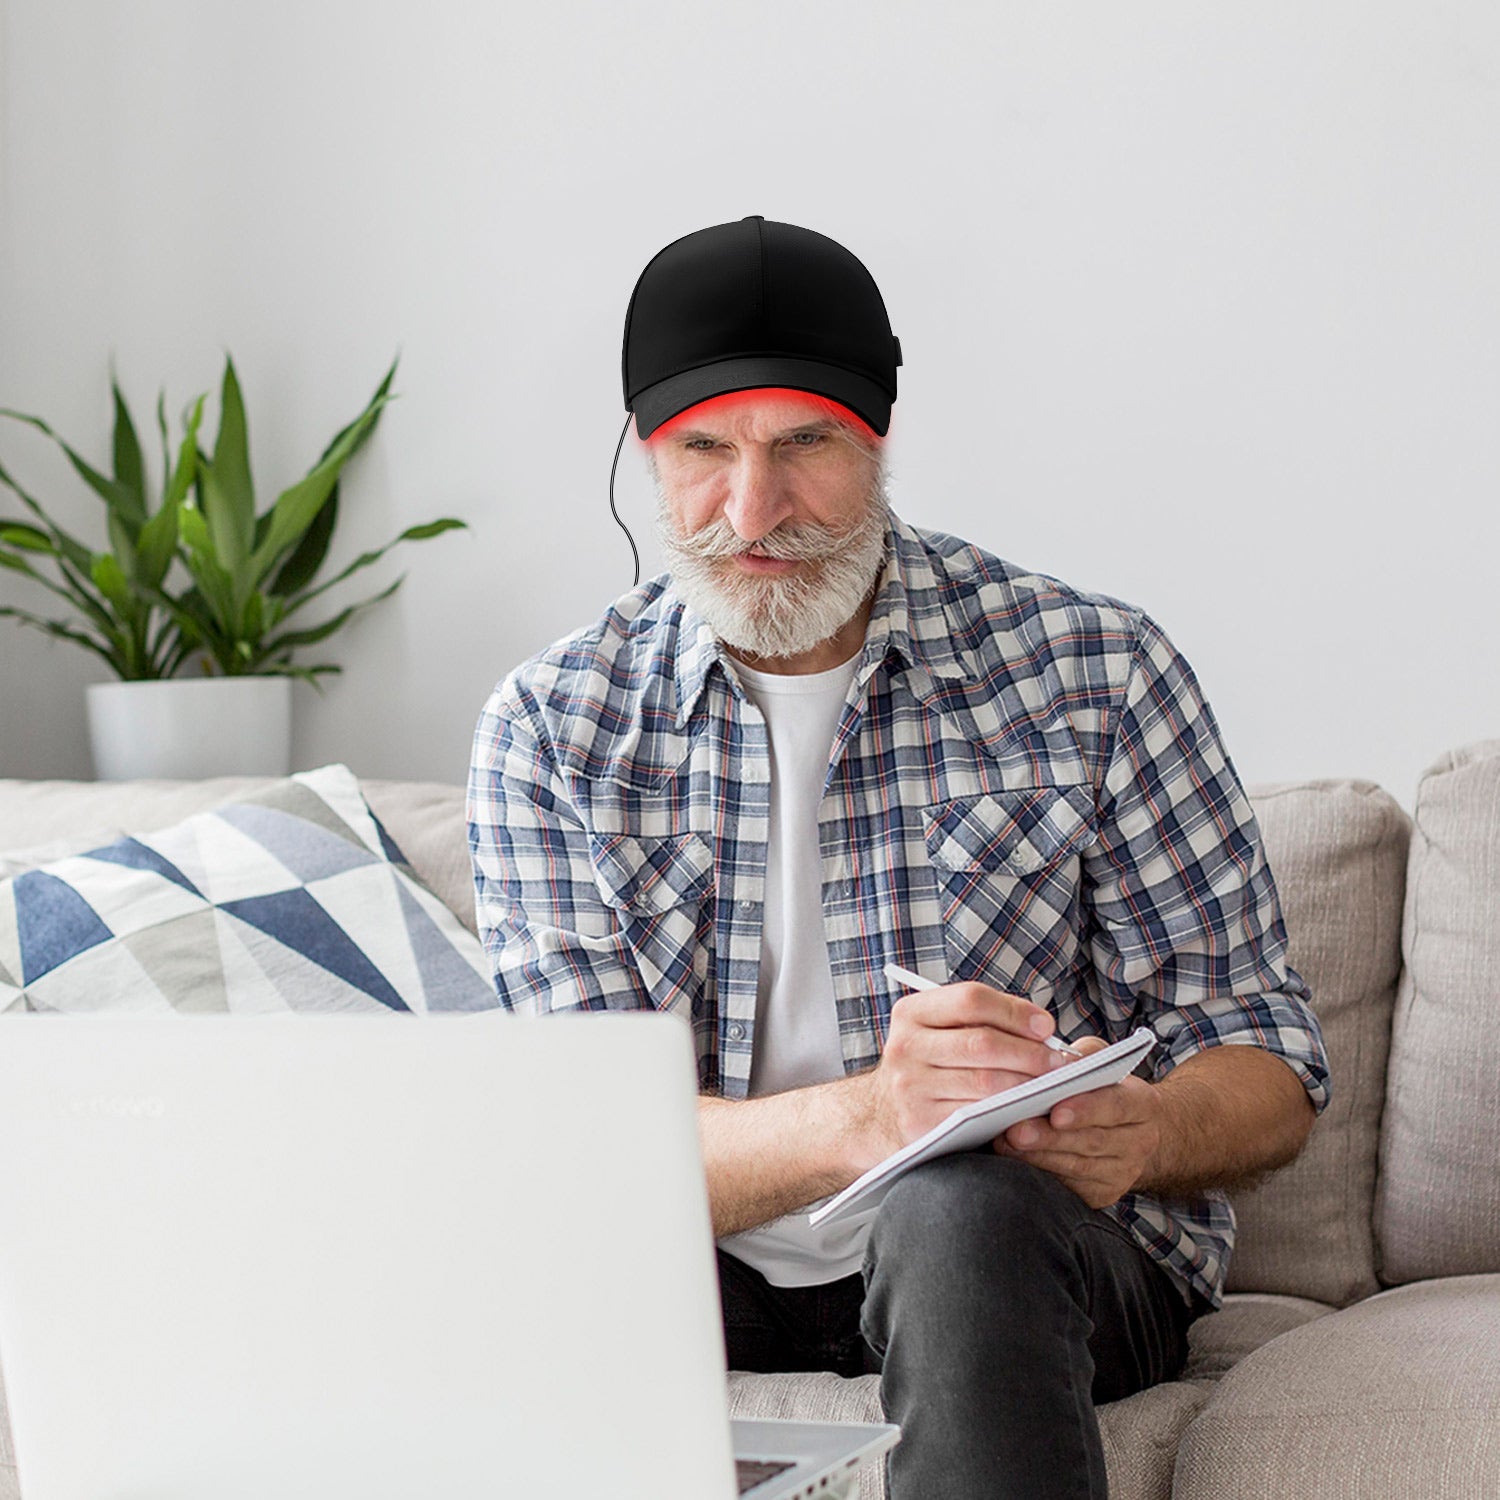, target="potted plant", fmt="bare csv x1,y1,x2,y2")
0,356,464,779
